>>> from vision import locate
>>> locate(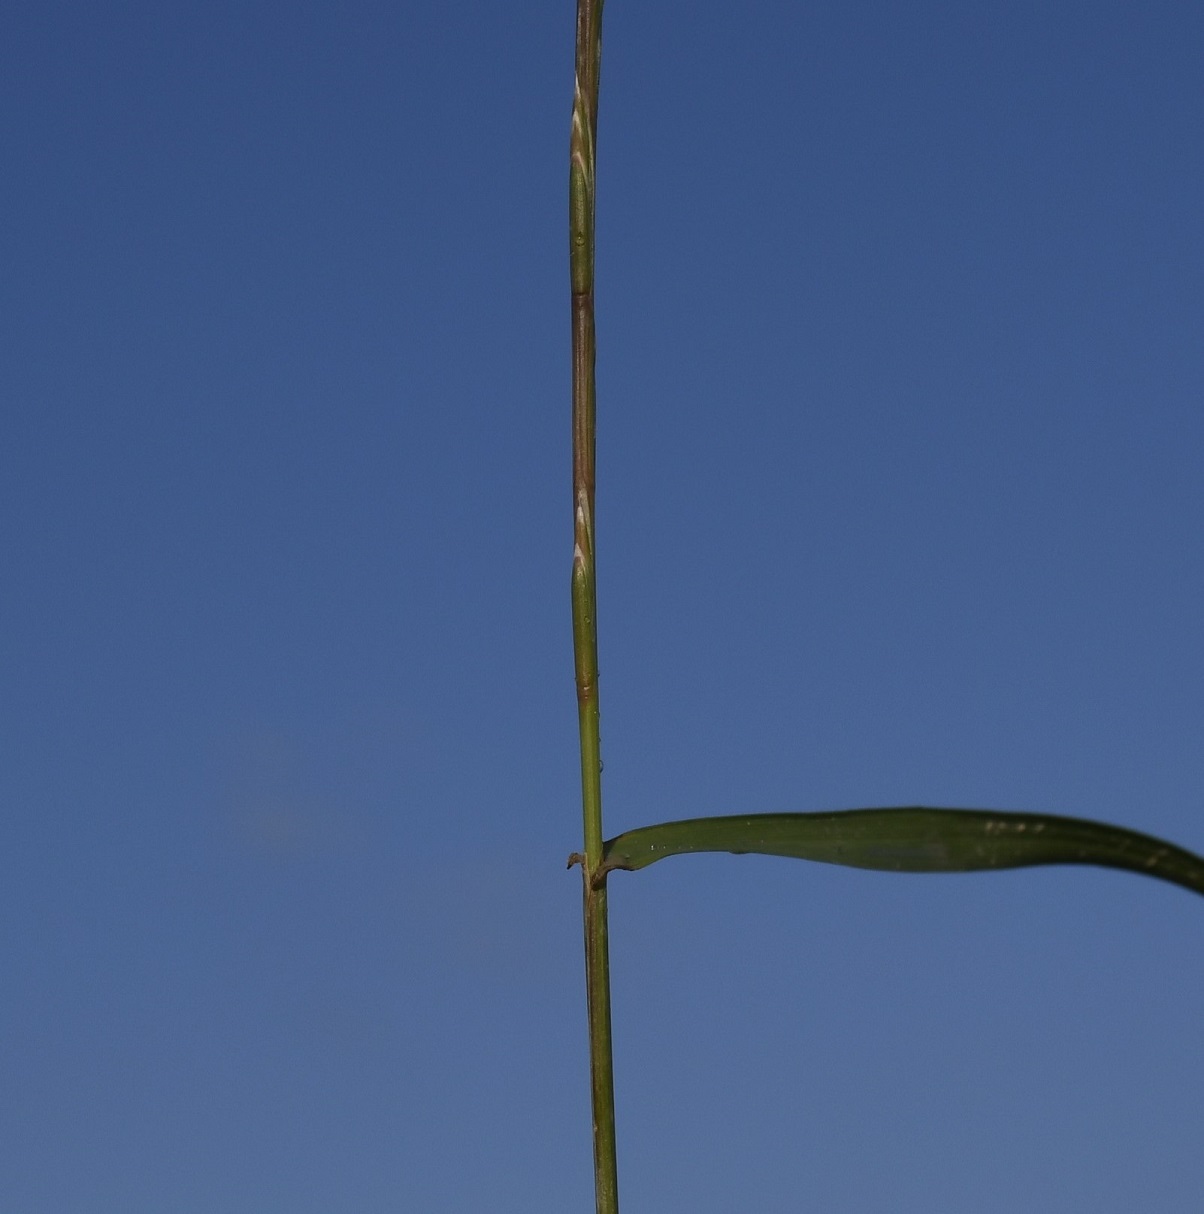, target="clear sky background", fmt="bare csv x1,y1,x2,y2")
3,2,1202,1211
